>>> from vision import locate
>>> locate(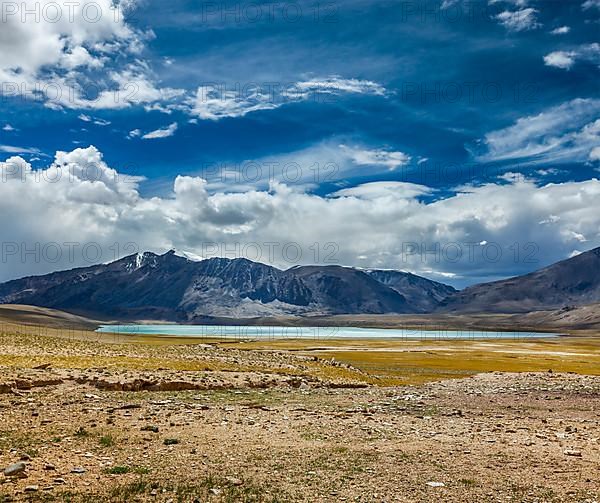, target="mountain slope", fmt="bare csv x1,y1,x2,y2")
440,247,600,313
365,269,456,313
0,251,452,319
287,265,410,314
